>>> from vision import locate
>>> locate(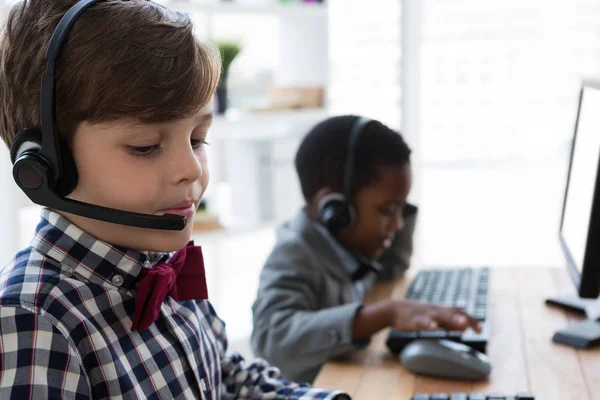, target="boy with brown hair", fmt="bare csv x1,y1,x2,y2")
0,1,348,398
